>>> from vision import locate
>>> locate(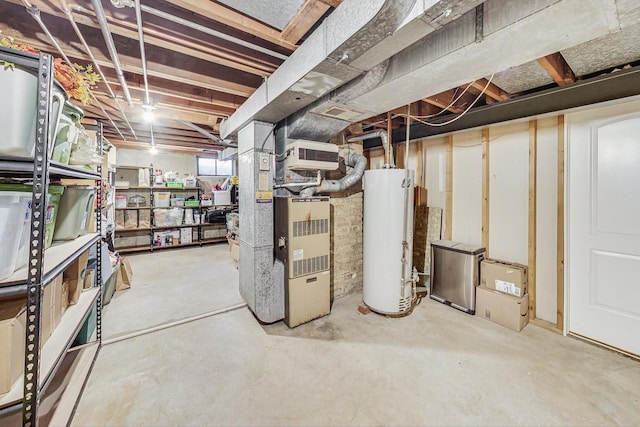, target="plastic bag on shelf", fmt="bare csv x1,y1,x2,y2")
69,129,102,166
